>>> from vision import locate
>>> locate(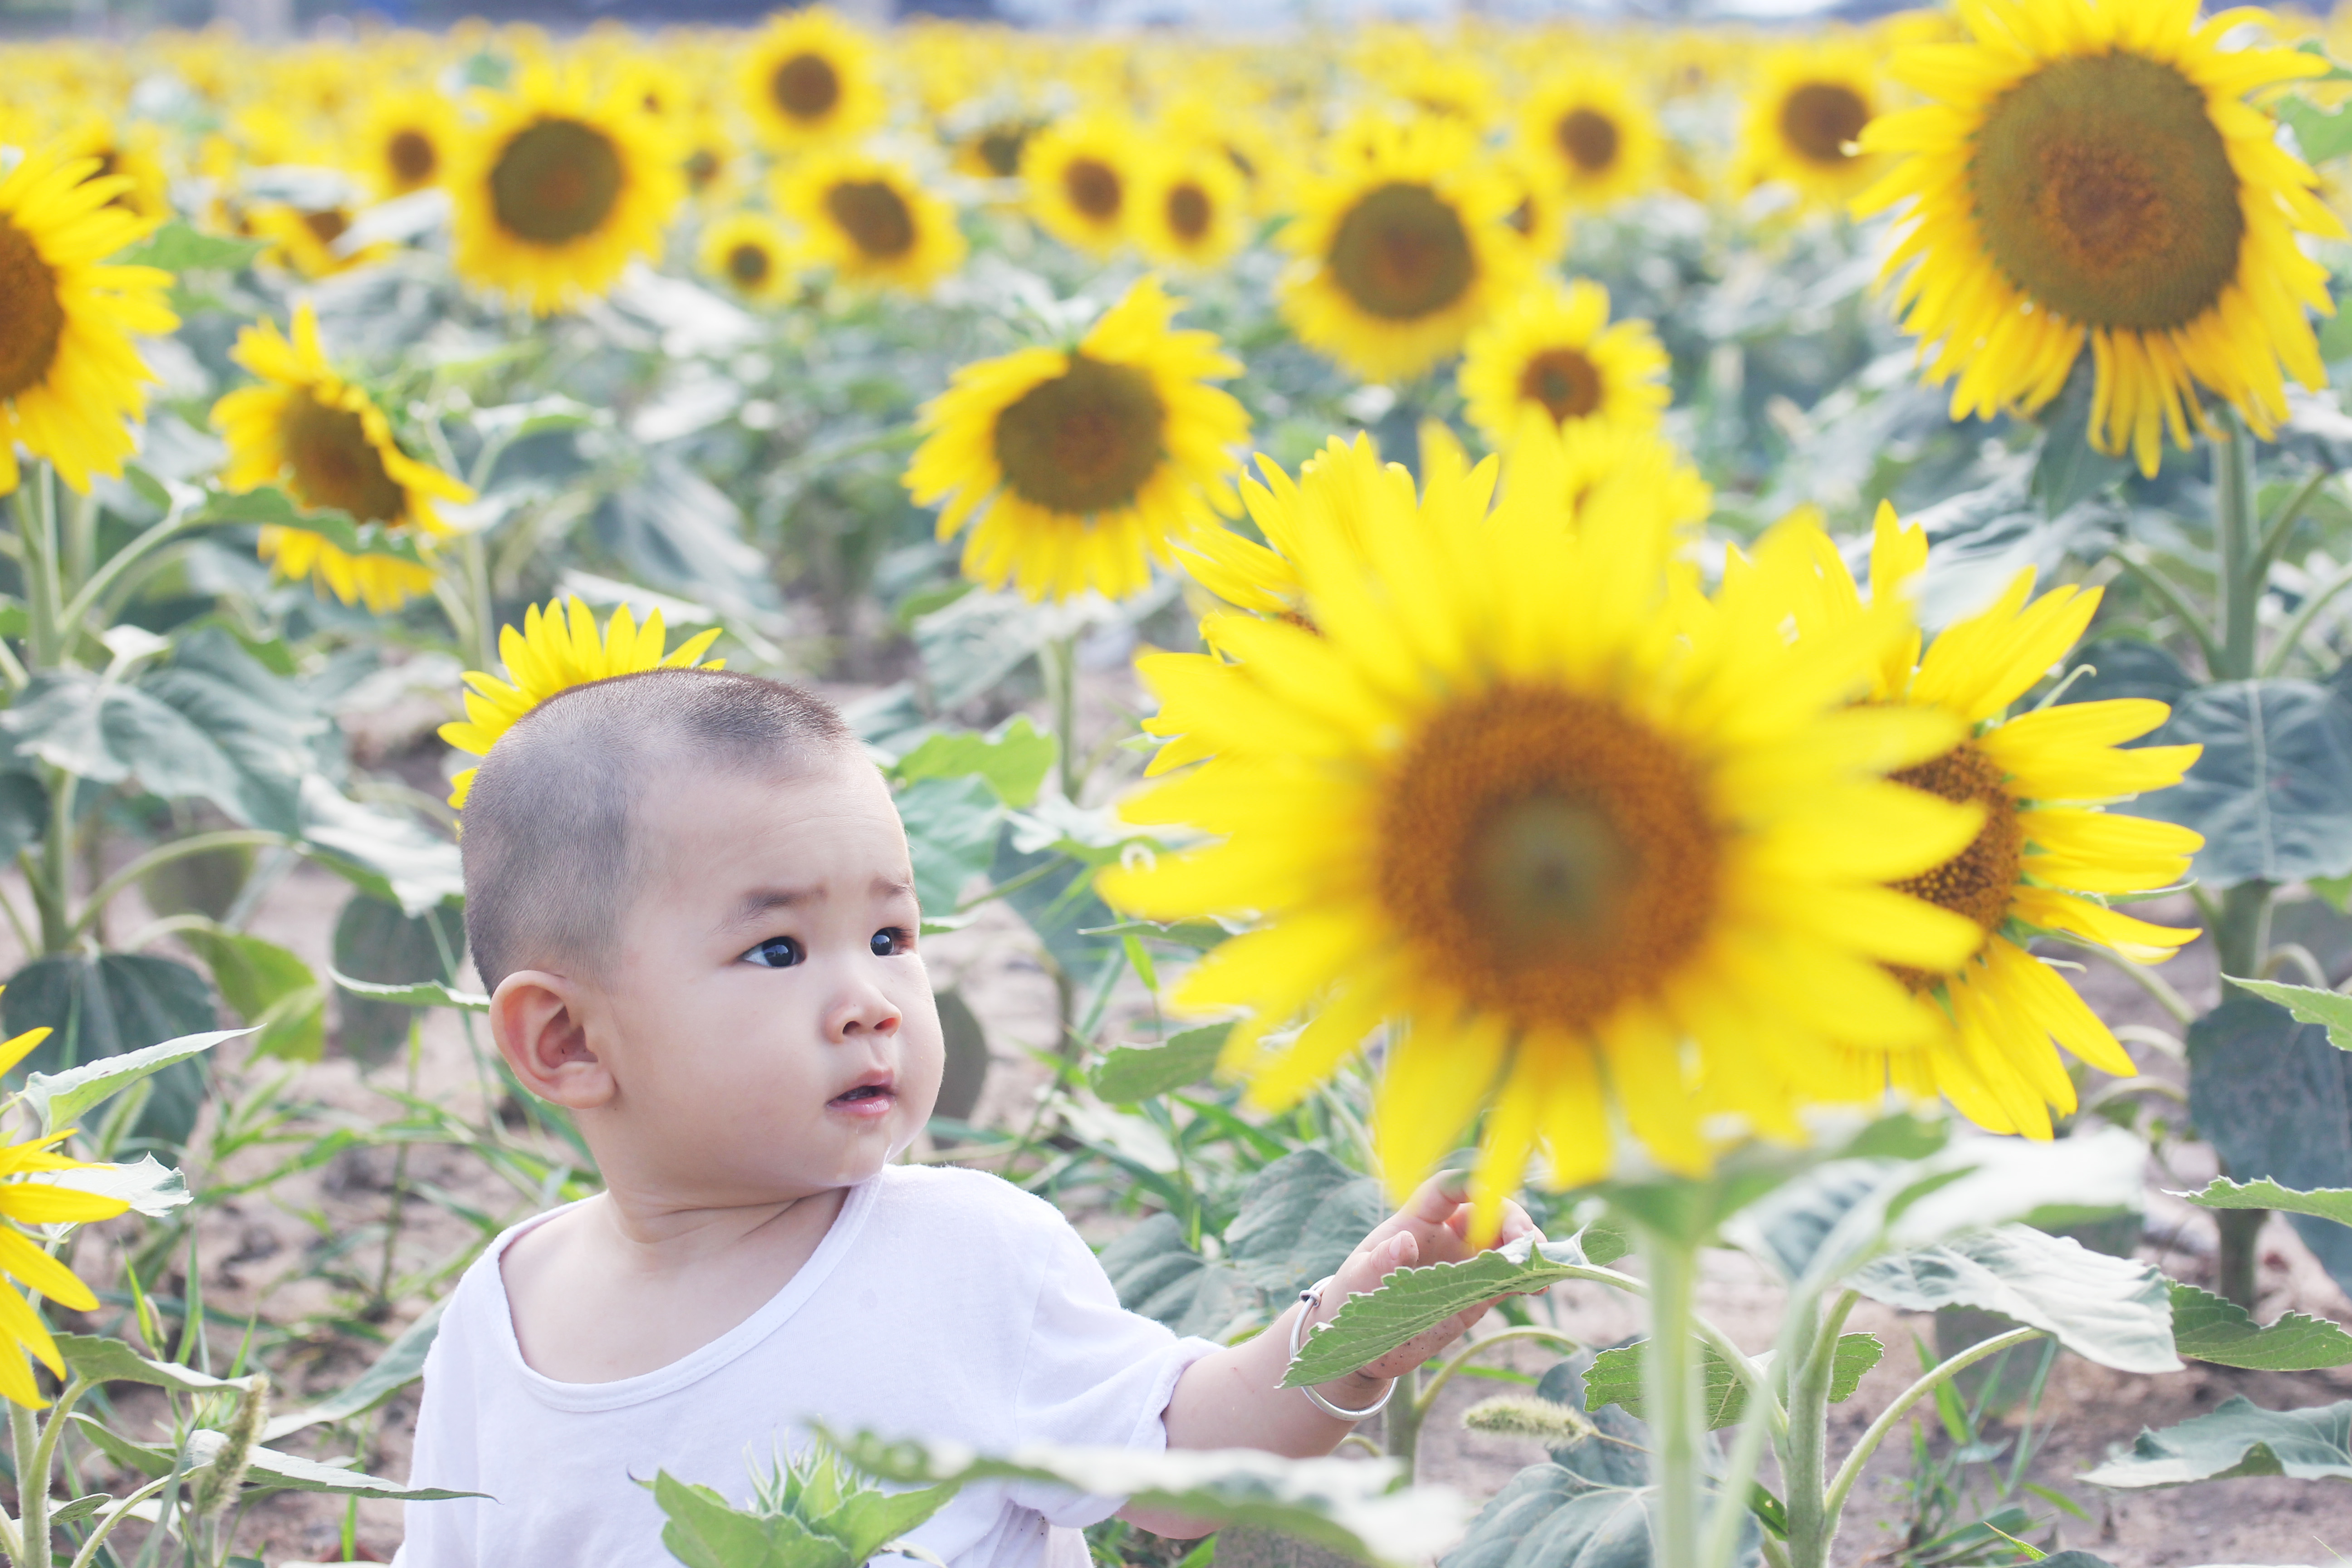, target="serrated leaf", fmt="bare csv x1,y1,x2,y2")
22,1028,244,1137
1091,1025,1227,1103
2166,1279,2352,1371
2228,976,2352,1051
177,926,314,1024
54,1336,251,1395
3,954,223,1146
2084,1394,2352,1488
1848,1225,2179,1373
194,1429,479,1500
43,1155,190,1217
1583,1333,1882,1429
1438,1465,1660,1568
296,777,463,916
2178,1174,2352,1228
1225,1150,1386,1297
890,717,1057,809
